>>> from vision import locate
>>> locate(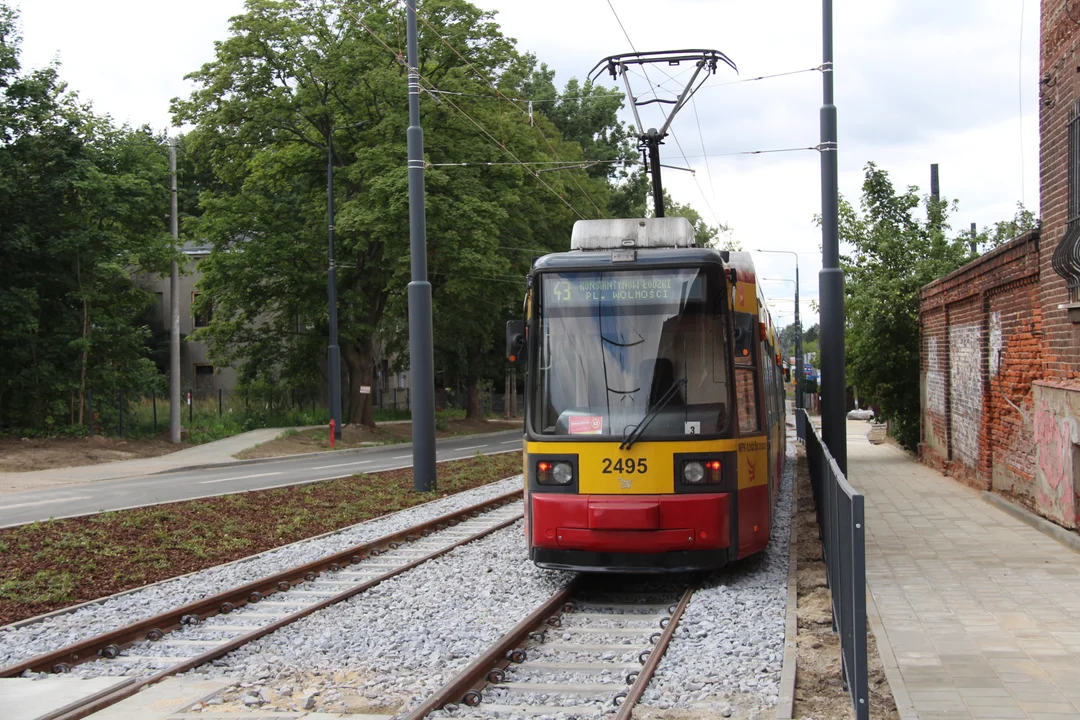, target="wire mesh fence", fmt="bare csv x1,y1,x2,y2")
84,386,328,443
79,384,524,441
